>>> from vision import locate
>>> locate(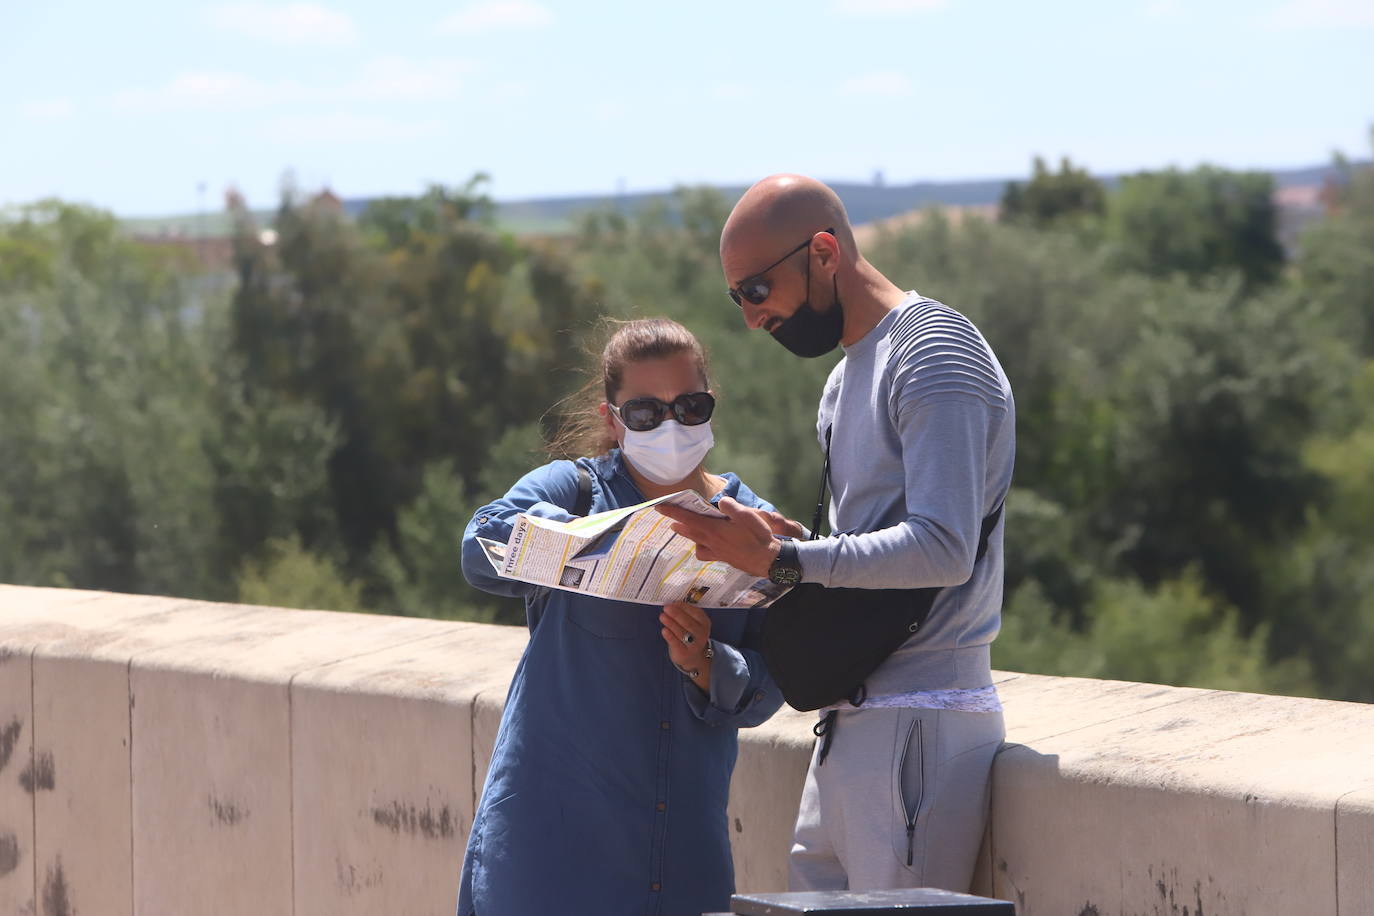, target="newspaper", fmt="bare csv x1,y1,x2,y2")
477,489,792,609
